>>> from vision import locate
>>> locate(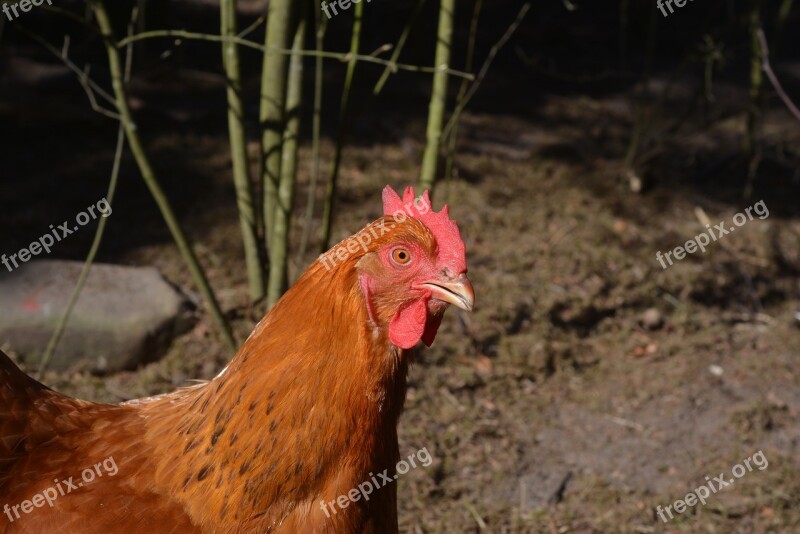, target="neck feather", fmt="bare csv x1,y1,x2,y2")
147,259,410,527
